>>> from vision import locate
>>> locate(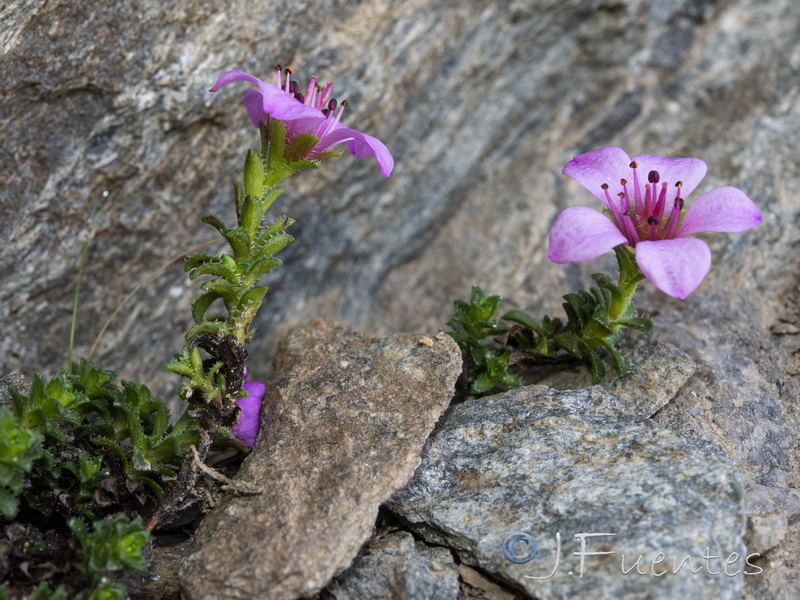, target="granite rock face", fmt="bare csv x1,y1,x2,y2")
388,385,747,600
4,1,800,597
179,320,461,599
